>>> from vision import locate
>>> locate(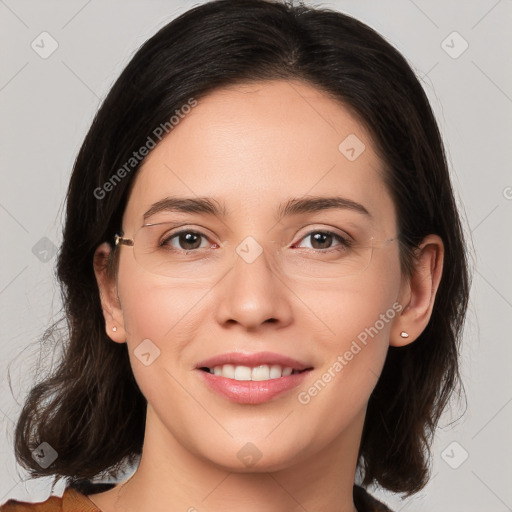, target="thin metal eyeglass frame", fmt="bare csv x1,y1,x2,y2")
114,223,401,279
